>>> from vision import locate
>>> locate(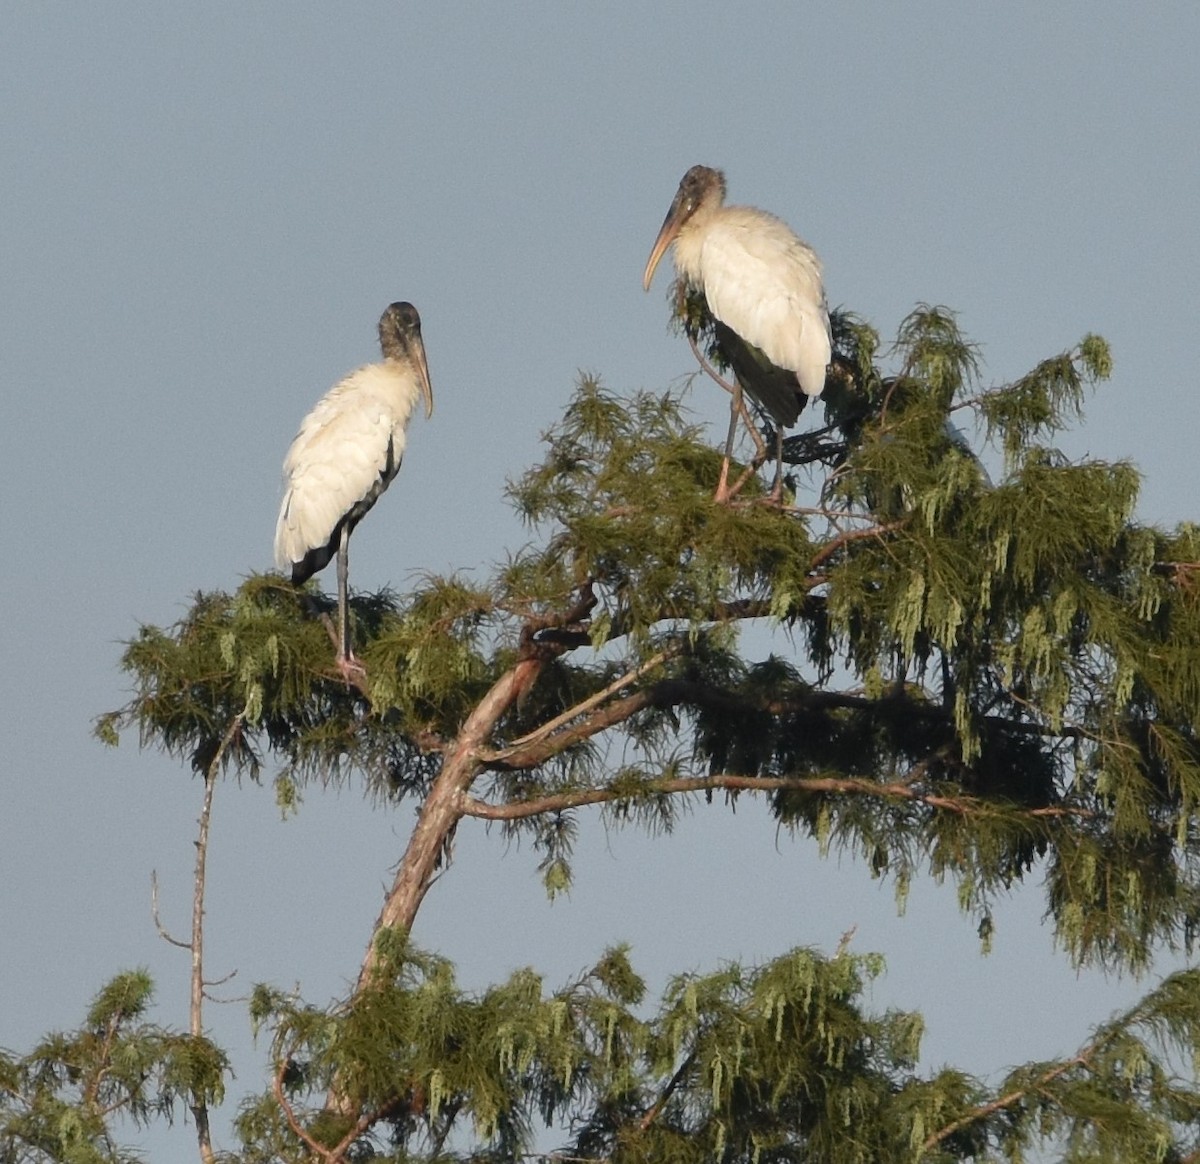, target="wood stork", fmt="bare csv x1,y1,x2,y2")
643,165,832,499
274,302,433,677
